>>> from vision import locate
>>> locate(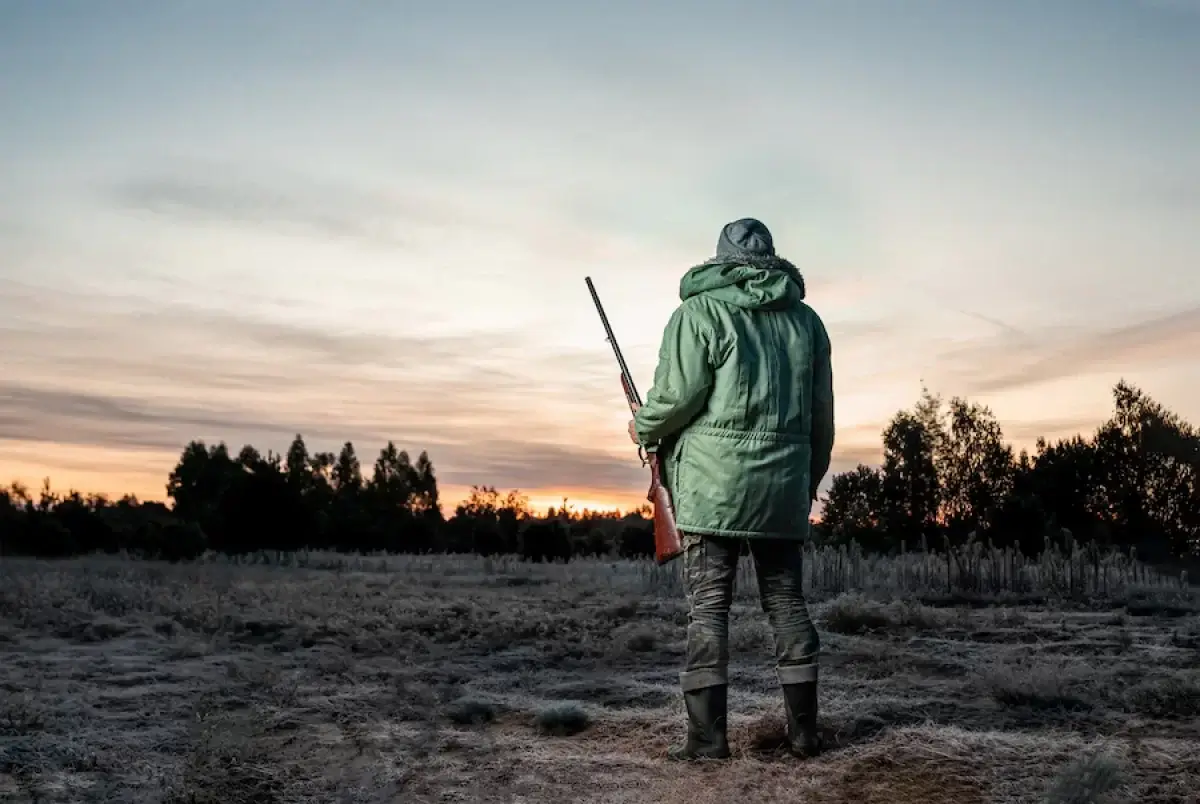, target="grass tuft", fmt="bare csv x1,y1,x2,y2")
534,702,591,736
984,662,1093,711
822,592,948,635
1124,675,1200,718
1043,751,1126,804
444,696,497,726
622,626,657,653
